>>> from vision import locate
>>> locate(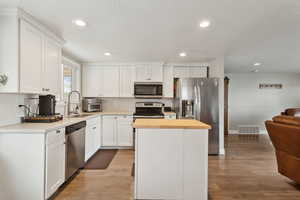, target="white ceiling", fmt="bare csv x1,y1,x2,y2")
1,0,300,72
